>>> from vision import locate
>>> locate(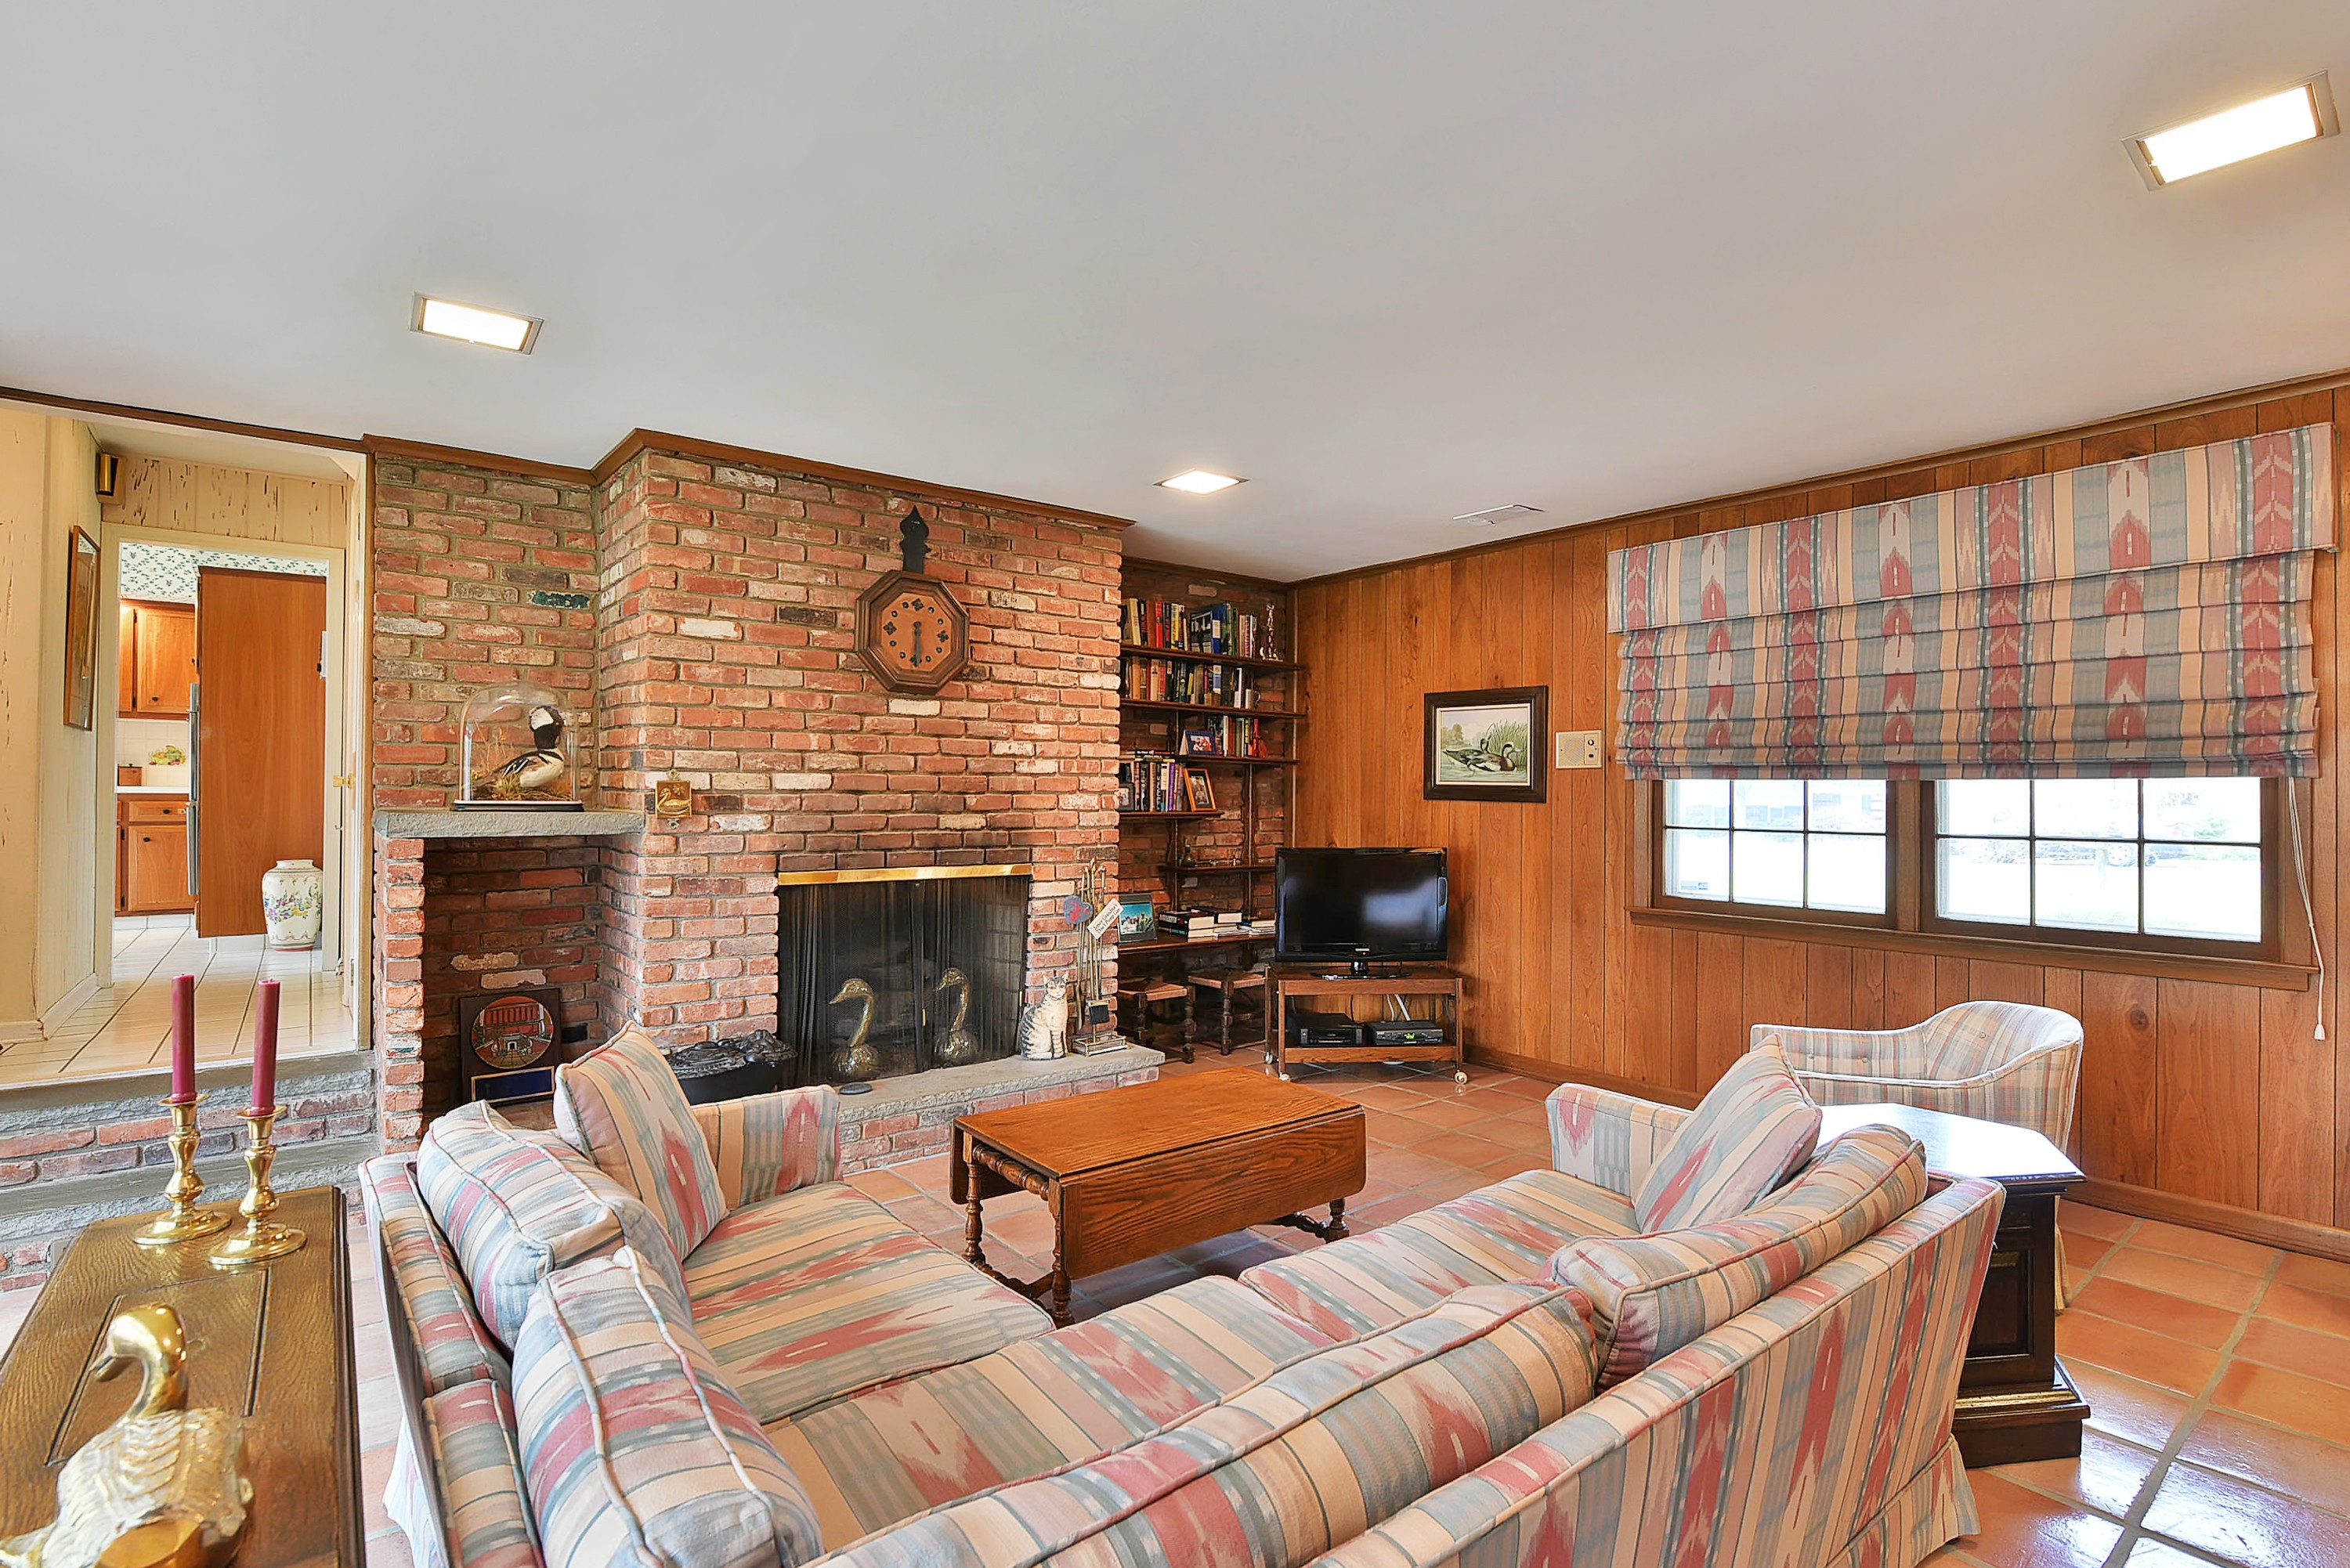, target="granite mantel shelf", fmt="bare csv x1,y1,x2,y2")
374,809,648,840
